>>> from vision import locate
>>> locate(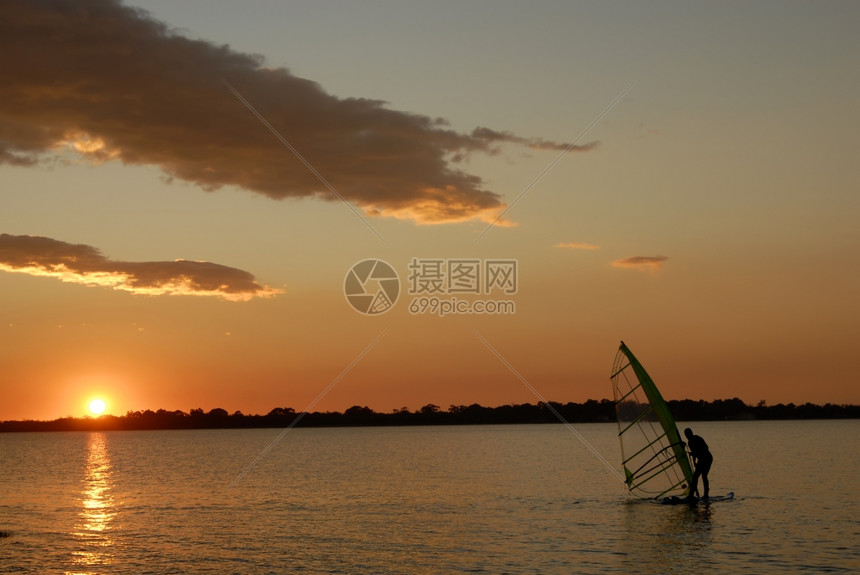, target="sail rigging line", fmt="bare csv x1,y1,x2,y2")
626,444,681,479
470,327,625,484
618,405,659,436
